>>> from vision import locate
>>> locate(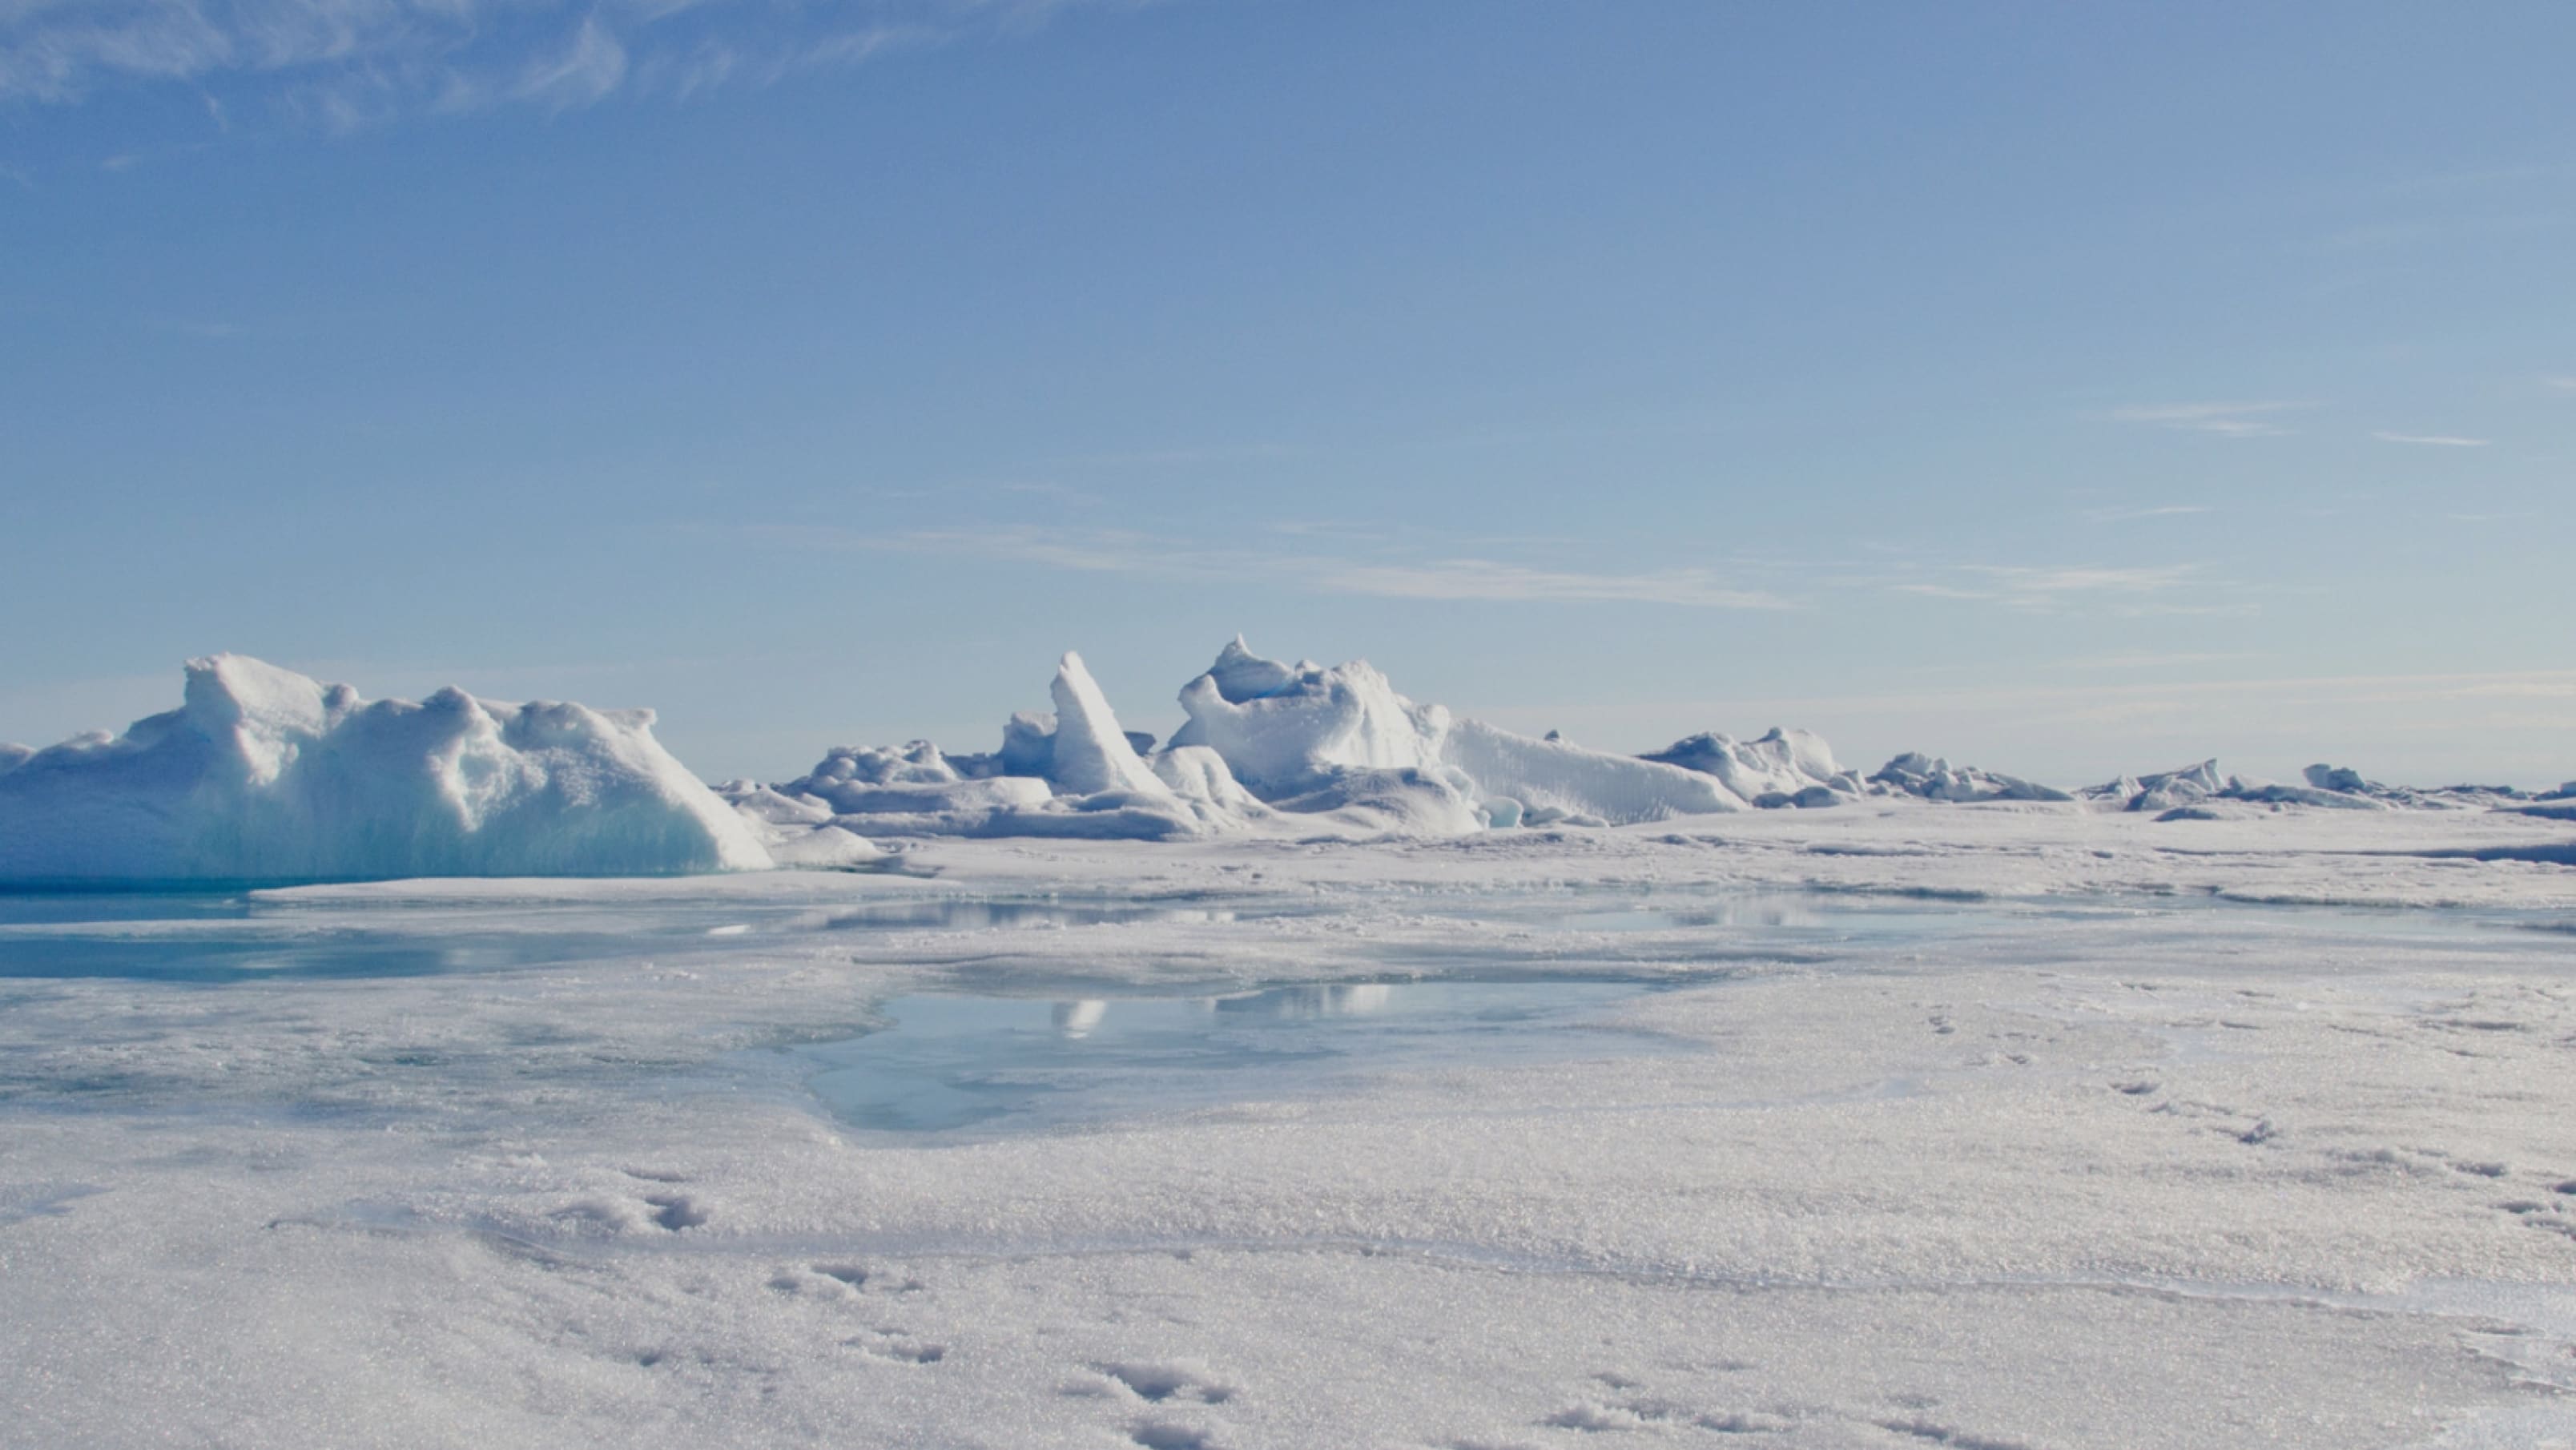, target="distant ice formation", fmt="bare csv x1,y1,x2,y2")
1867,752,2072,804
10,642,2560,880
0,655,793,883
2066,759,2562,816
757,638,1785,842
735,638,2570,848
